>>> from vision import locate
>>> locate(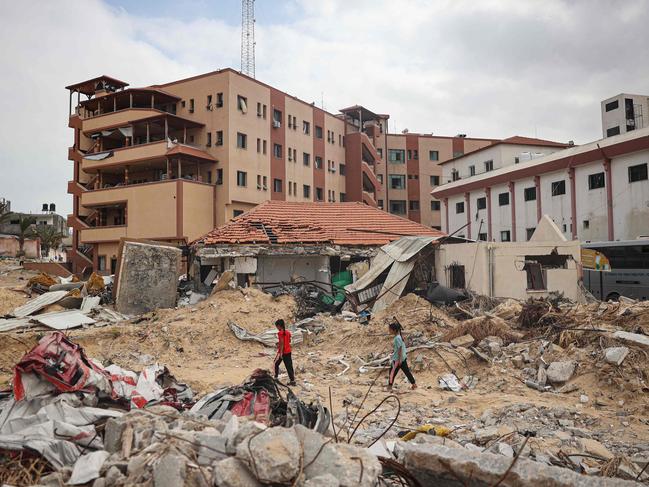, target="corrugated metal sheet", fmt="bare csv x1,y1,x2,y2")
372,260,416,313
0,318,33,333
32,310,96,330
381,236,439,262
12,291,68,318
